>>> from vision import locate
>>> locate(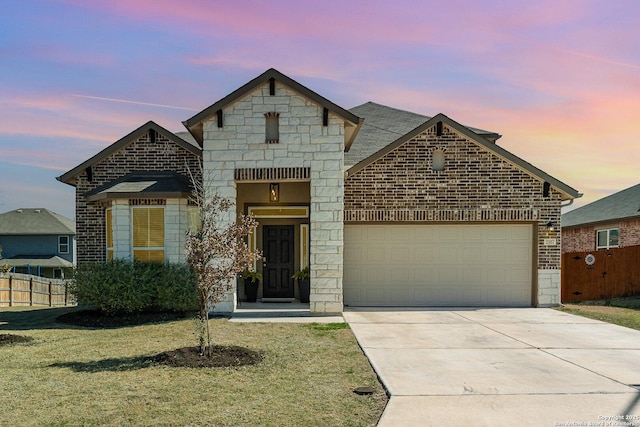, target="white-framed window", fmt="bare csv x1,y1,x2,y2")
58,236,69,254
105,208,114,261
132,207,165,263
596,228,619,250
